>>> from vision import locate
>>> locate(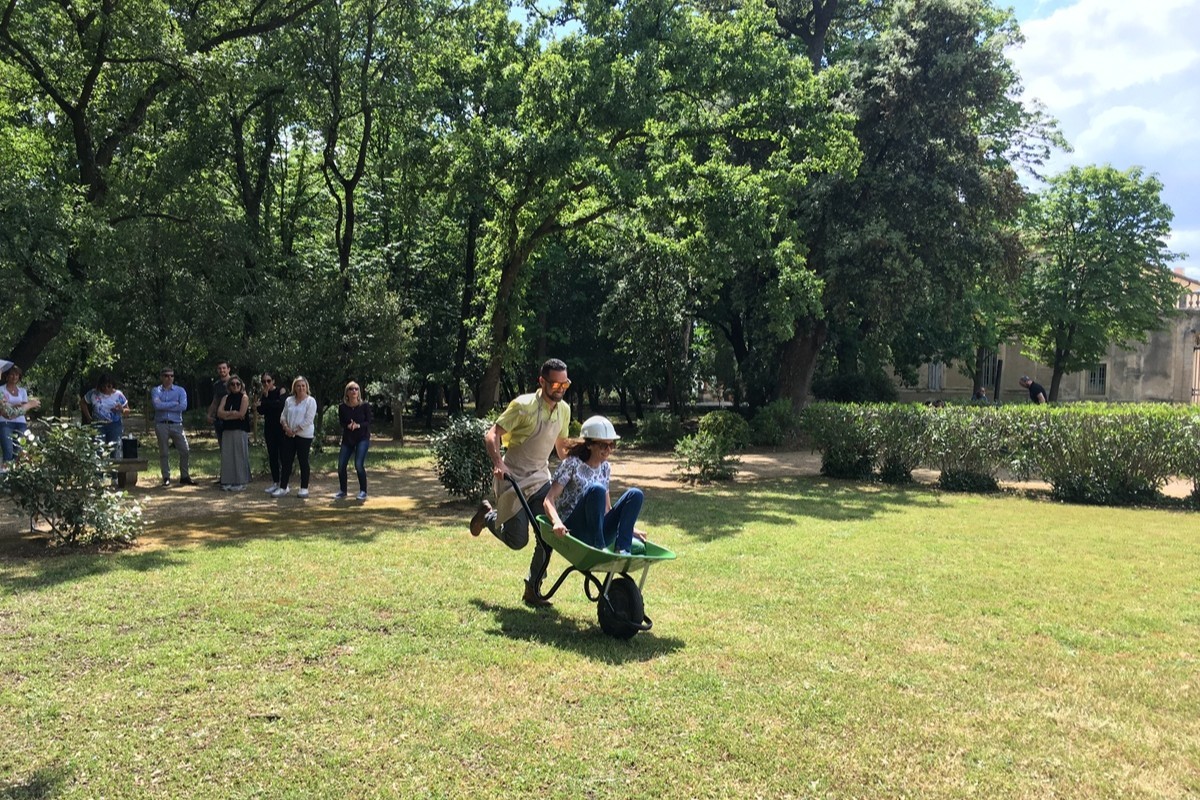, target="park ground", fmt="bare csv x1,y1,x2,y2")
2,442,1197,798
